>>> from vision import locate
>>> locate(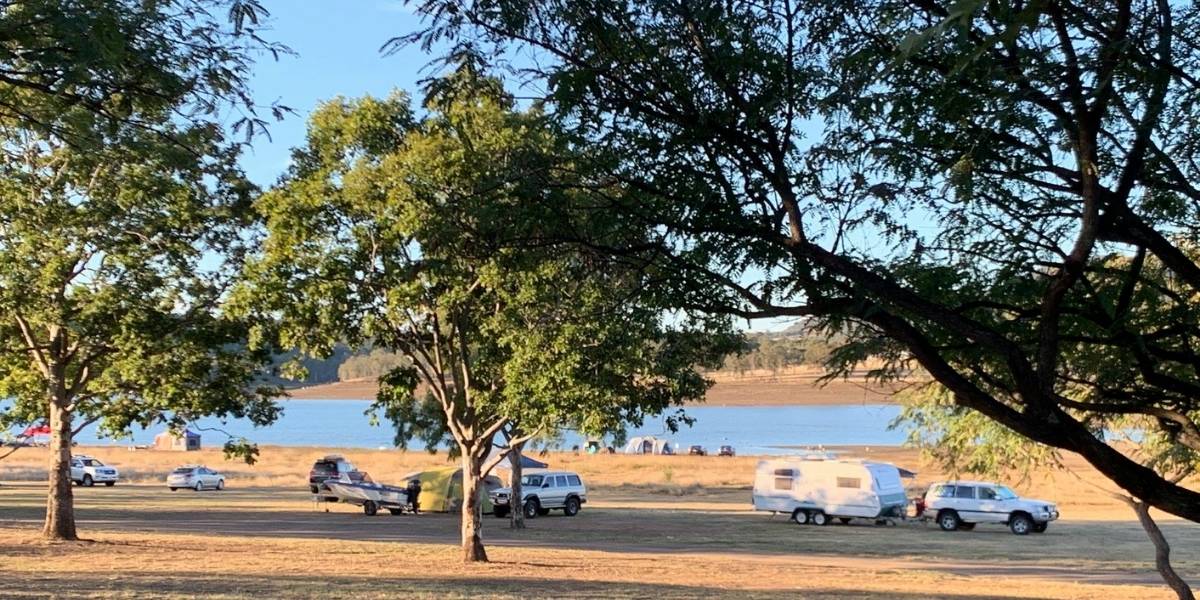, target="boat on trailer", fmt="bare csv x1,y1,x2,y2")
324,476,410,516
